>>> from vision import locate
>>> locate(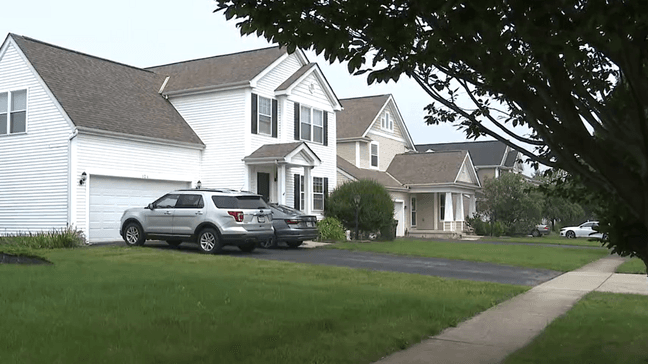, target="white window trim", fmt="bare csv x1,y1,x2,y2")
369,141,379,169
300,105,324,144
313,176,324,211
381,111,393,132
257,95,273,136
0,88,28,136
410,196,417,227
